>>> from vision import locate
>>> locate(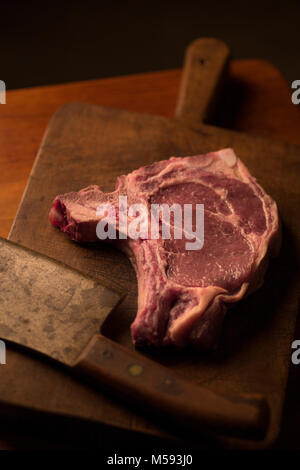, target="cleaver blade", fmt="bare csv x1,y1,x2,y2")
0,238,121,365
